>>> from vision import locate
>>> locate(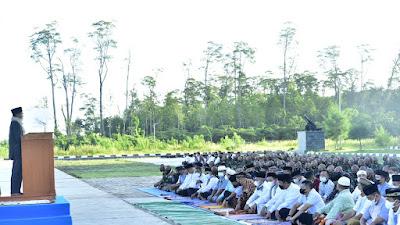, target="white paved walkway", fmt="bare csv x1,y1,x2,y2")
0,160,173,225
